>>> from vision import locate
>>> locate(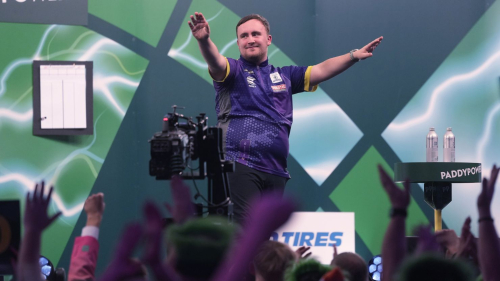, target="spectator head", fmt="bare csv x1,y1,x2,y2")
398,254,475,281
321,267,348,281
252,240,297,281
330,252,368,281
285,259,332,281
166,216,237,280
